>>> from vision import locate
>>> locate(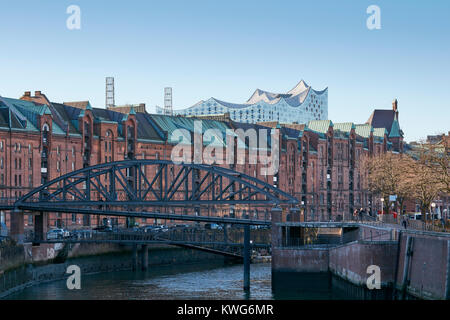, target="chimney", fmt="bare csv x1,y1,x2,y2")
24,91,31,97
35,91,42,96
